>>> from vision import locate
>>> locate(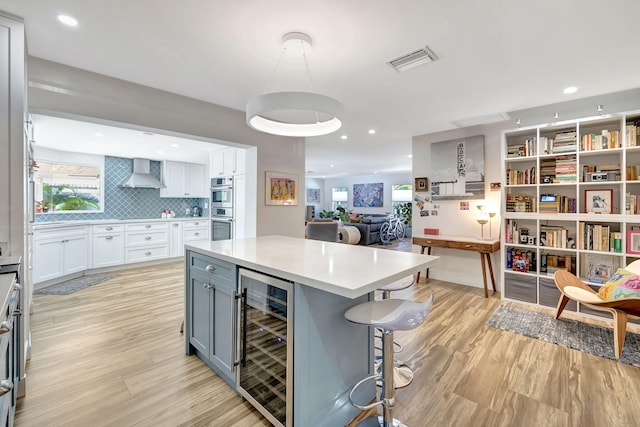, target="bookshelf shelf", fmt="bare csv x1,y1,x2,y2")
501,110,640,318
